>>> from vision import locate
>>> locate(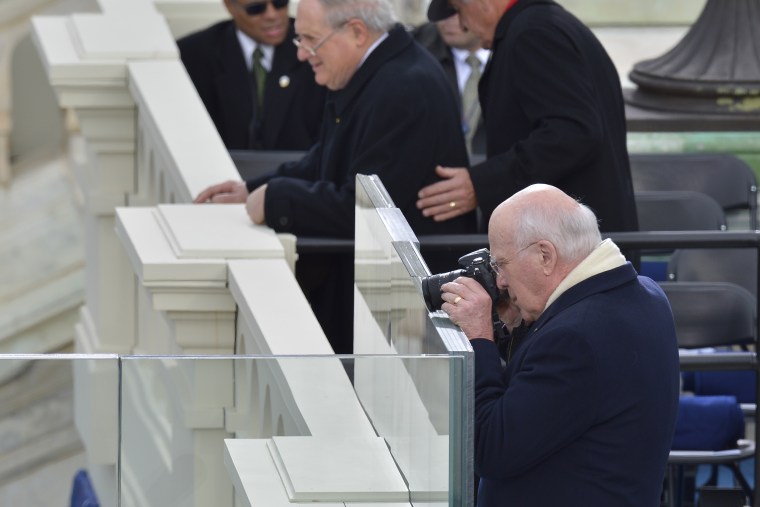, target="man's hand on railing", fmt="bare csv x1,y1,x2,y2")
193,180,248,204
246,184,267,225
